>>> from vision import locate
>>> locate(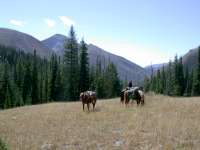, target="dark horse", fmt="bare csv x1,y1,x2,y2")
124,87,145,107
80,91,97,111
